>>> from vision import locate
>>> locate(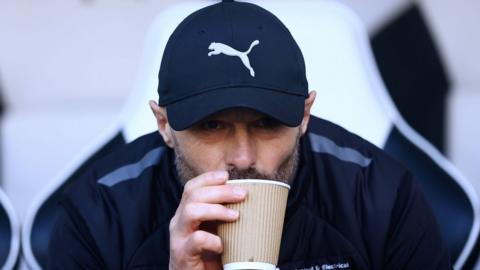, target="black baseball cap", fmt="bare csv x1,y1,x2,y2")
157,0,309,131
